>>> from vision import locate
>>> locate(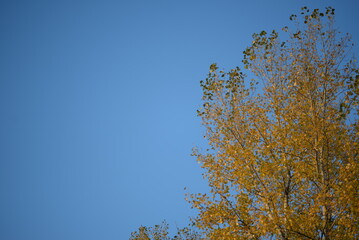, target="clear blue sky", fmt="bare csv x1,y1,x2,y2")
1,0,358,239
